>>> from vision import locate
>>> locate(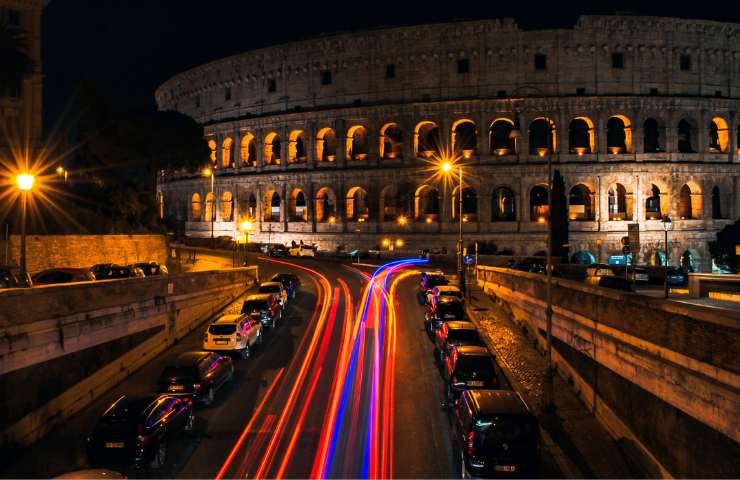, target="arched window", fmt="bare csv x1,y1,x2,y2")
453,186,477,221
491,187,515,222
678,119,695,153
315,187,337,223
452,119,477,155
709,117,729,153
489,119,515,155
191,193,201,221
380,123,403,159
606,115,632,154
568,117,594,154
645,184,663,220
608,183,632,221
571,251,596,265
712,186,723,219
414,185,440,220
247,194,257,219
241,133,256,167
678,184,701,219
222,137,233,168
204,192,216,222
347,126,369,160
288,130,307,164
264,191,281,222
289,189,308,221
643,118,663,153
415,121,440,158
264,132,281,165
528,118,557,155
568,184,594,221
529,185,549,221
220,192,233,221
380,185,399,221
316,128,337,162
208,139,217,165
346,186,369,221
